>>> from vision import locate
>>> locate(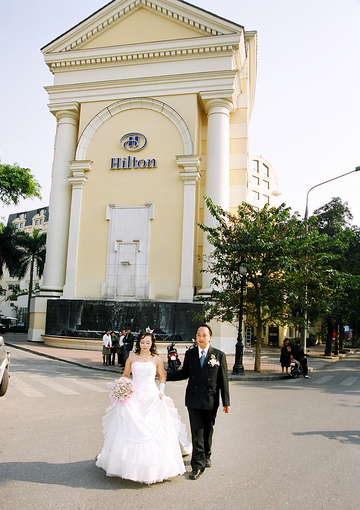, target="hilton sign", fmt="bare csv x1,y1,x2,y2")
110,132,157,170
